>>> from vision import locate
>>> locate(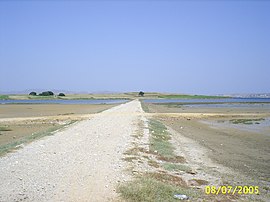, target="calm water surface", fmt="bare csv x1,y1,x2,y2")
143,98,270,103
